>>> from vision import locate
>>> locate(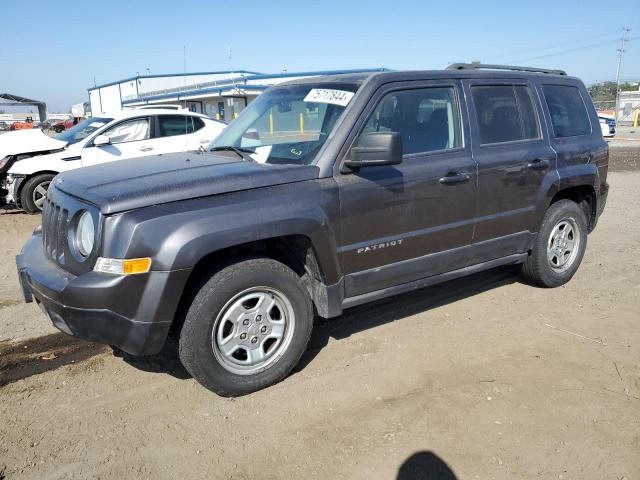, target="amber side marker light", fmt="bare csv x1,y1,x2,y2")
94,257,152,275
